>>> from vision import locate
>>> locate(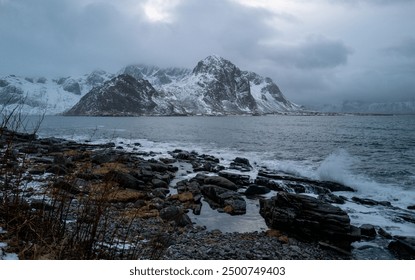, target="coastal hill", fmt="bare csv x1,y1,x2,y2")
1,56,302,116
65,55,302,116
